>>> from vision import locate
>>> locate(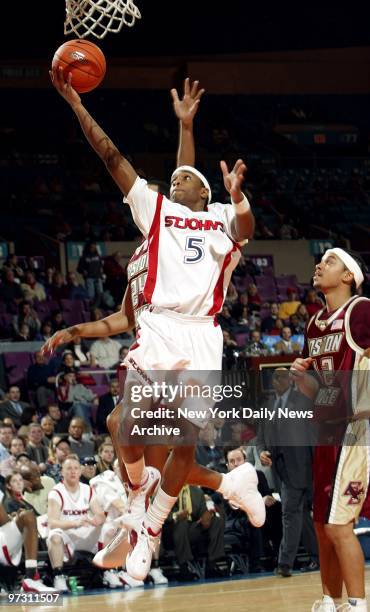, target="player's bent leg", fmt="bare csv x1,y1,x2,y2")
324,522,366,600
187,461,265,528
15,510,38,560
